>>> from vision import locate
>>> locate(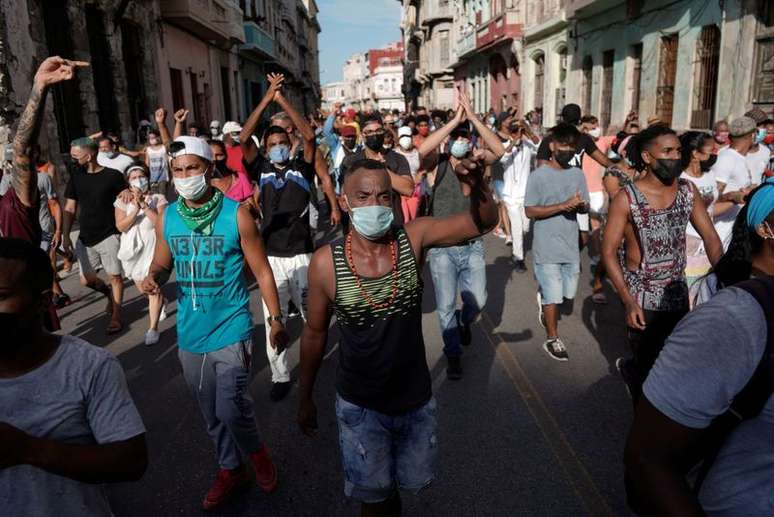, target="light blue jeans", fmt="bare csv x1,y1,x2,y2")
428,240,488,358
